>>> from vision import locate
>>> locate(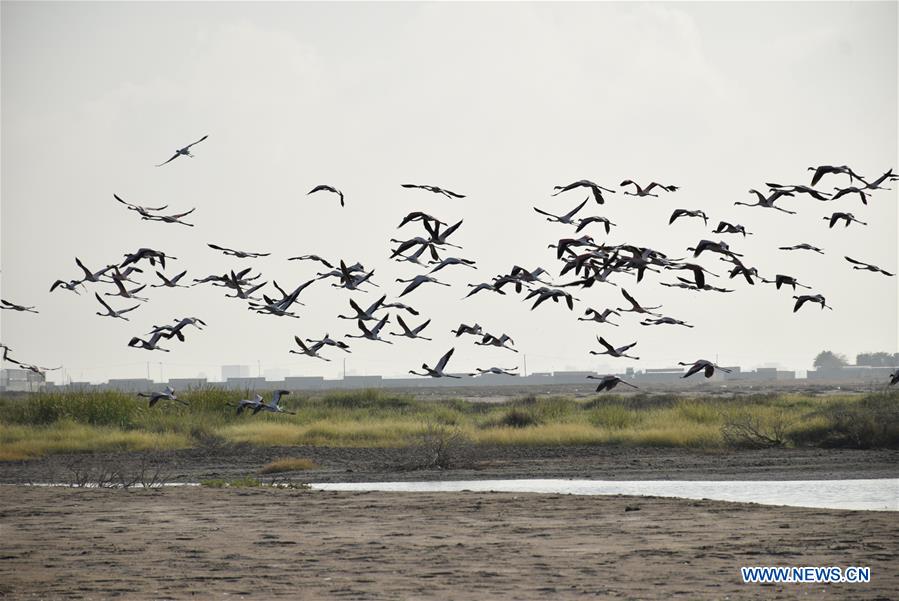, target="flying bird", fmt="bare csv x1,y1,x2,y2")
94,293,140,320
734,189,796,214
289,337,330,361
207,243,270,258
451,323,483,337
0,300,38,314
120,248,176,270
575,215,617,234
148,317,207,342
760,274,811,291
233,394,264,415
678,360,732,379
831,187,870,205
844,257,894,276
75,258,117,283
308,185,345,207
578,307,621,326
50,279,83,295
104,278,148,302
765,183,831,201
142,207,197,227
464,282,507,298
114,193,169,213
255,390,295,415
338,295,387,321
476,367,519,376
138,386,187,407
397,211,447,229
552,180,616,204
534,197,589,224
127,331,171,352
306,334,351,353
345,315,392,344
475,333,518,353
590,336,639,360
409,347,469,378
807,164,864,187
779,243,824,254
618,289,662,317
288,255,334,269
620,180,678,197
823,212,867,228
713,221,752,236
792,294,833,312
861,169,897,191
156,135,209,167
396,275,450,297
389,315,432,341
151,270,189,288
640,316,693,328
587,375,639,392
401,183,465,198
669,209,709,226
428,257,476,273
